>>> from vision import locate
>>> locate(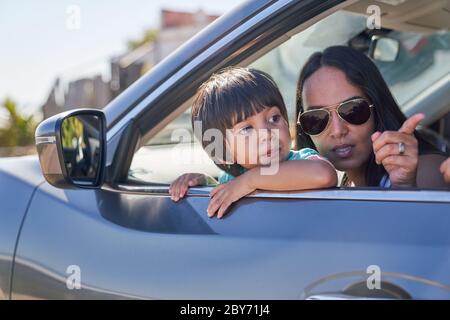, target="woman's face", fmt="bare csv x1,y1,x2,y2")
302,66,375,172
227,106,291,169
